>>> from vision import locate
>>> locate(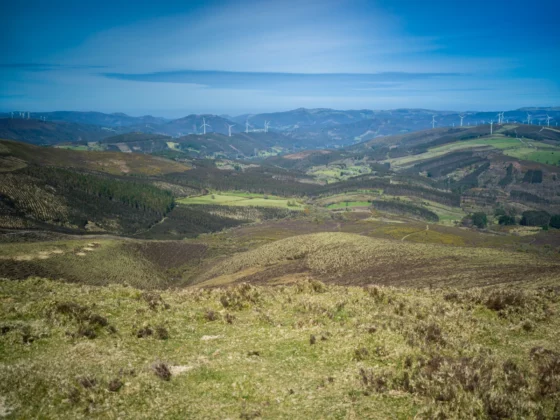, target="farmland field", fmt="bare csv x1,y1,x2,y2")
504,147,560,165
178,193,304,209
387,136,560,168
